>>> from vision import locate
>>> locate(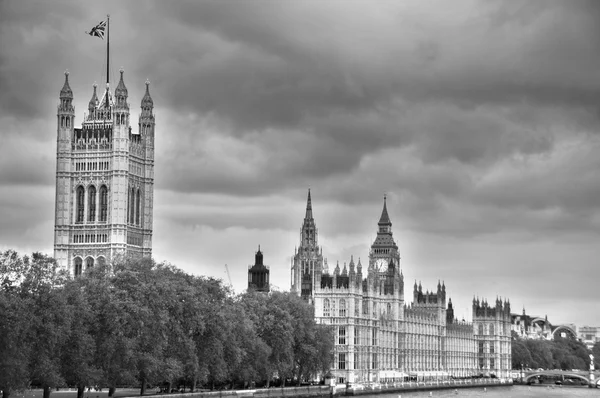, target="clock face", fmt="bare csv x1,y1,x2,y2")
375,258,388,272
